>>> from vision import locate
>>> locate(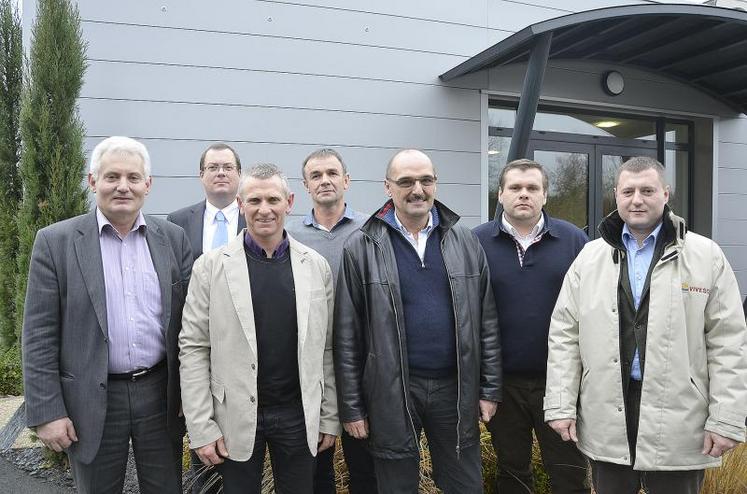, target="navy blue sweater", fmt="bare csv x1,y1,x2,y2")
389,228,457,378
473,213,587,376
